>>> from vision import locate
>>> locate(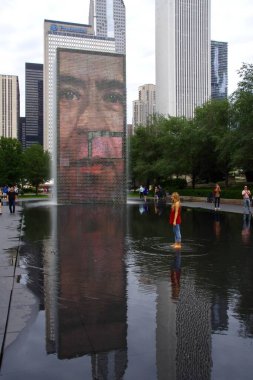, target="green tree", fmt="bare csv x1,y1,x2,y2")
23,144,51,194
0,137,22,185
194,99,232,186
129,121,161,186
230,63,253,181
129,115,192,187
